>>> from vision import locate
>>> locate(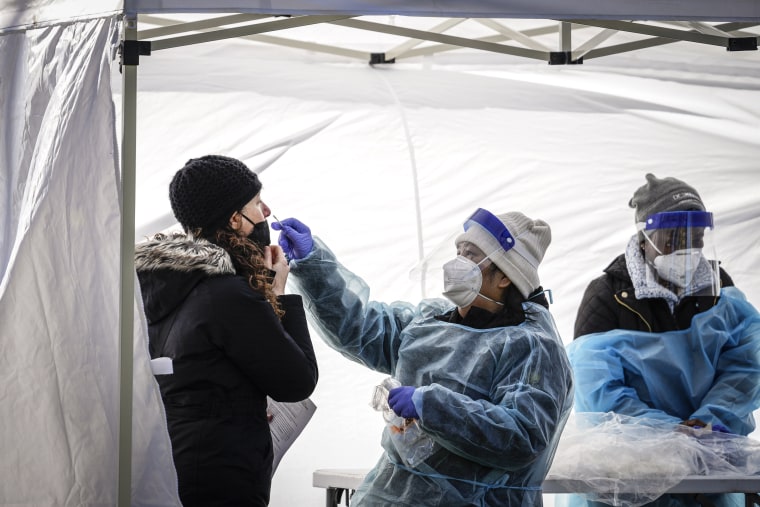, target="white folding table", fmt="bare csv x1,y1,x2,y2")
313,468,760,507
